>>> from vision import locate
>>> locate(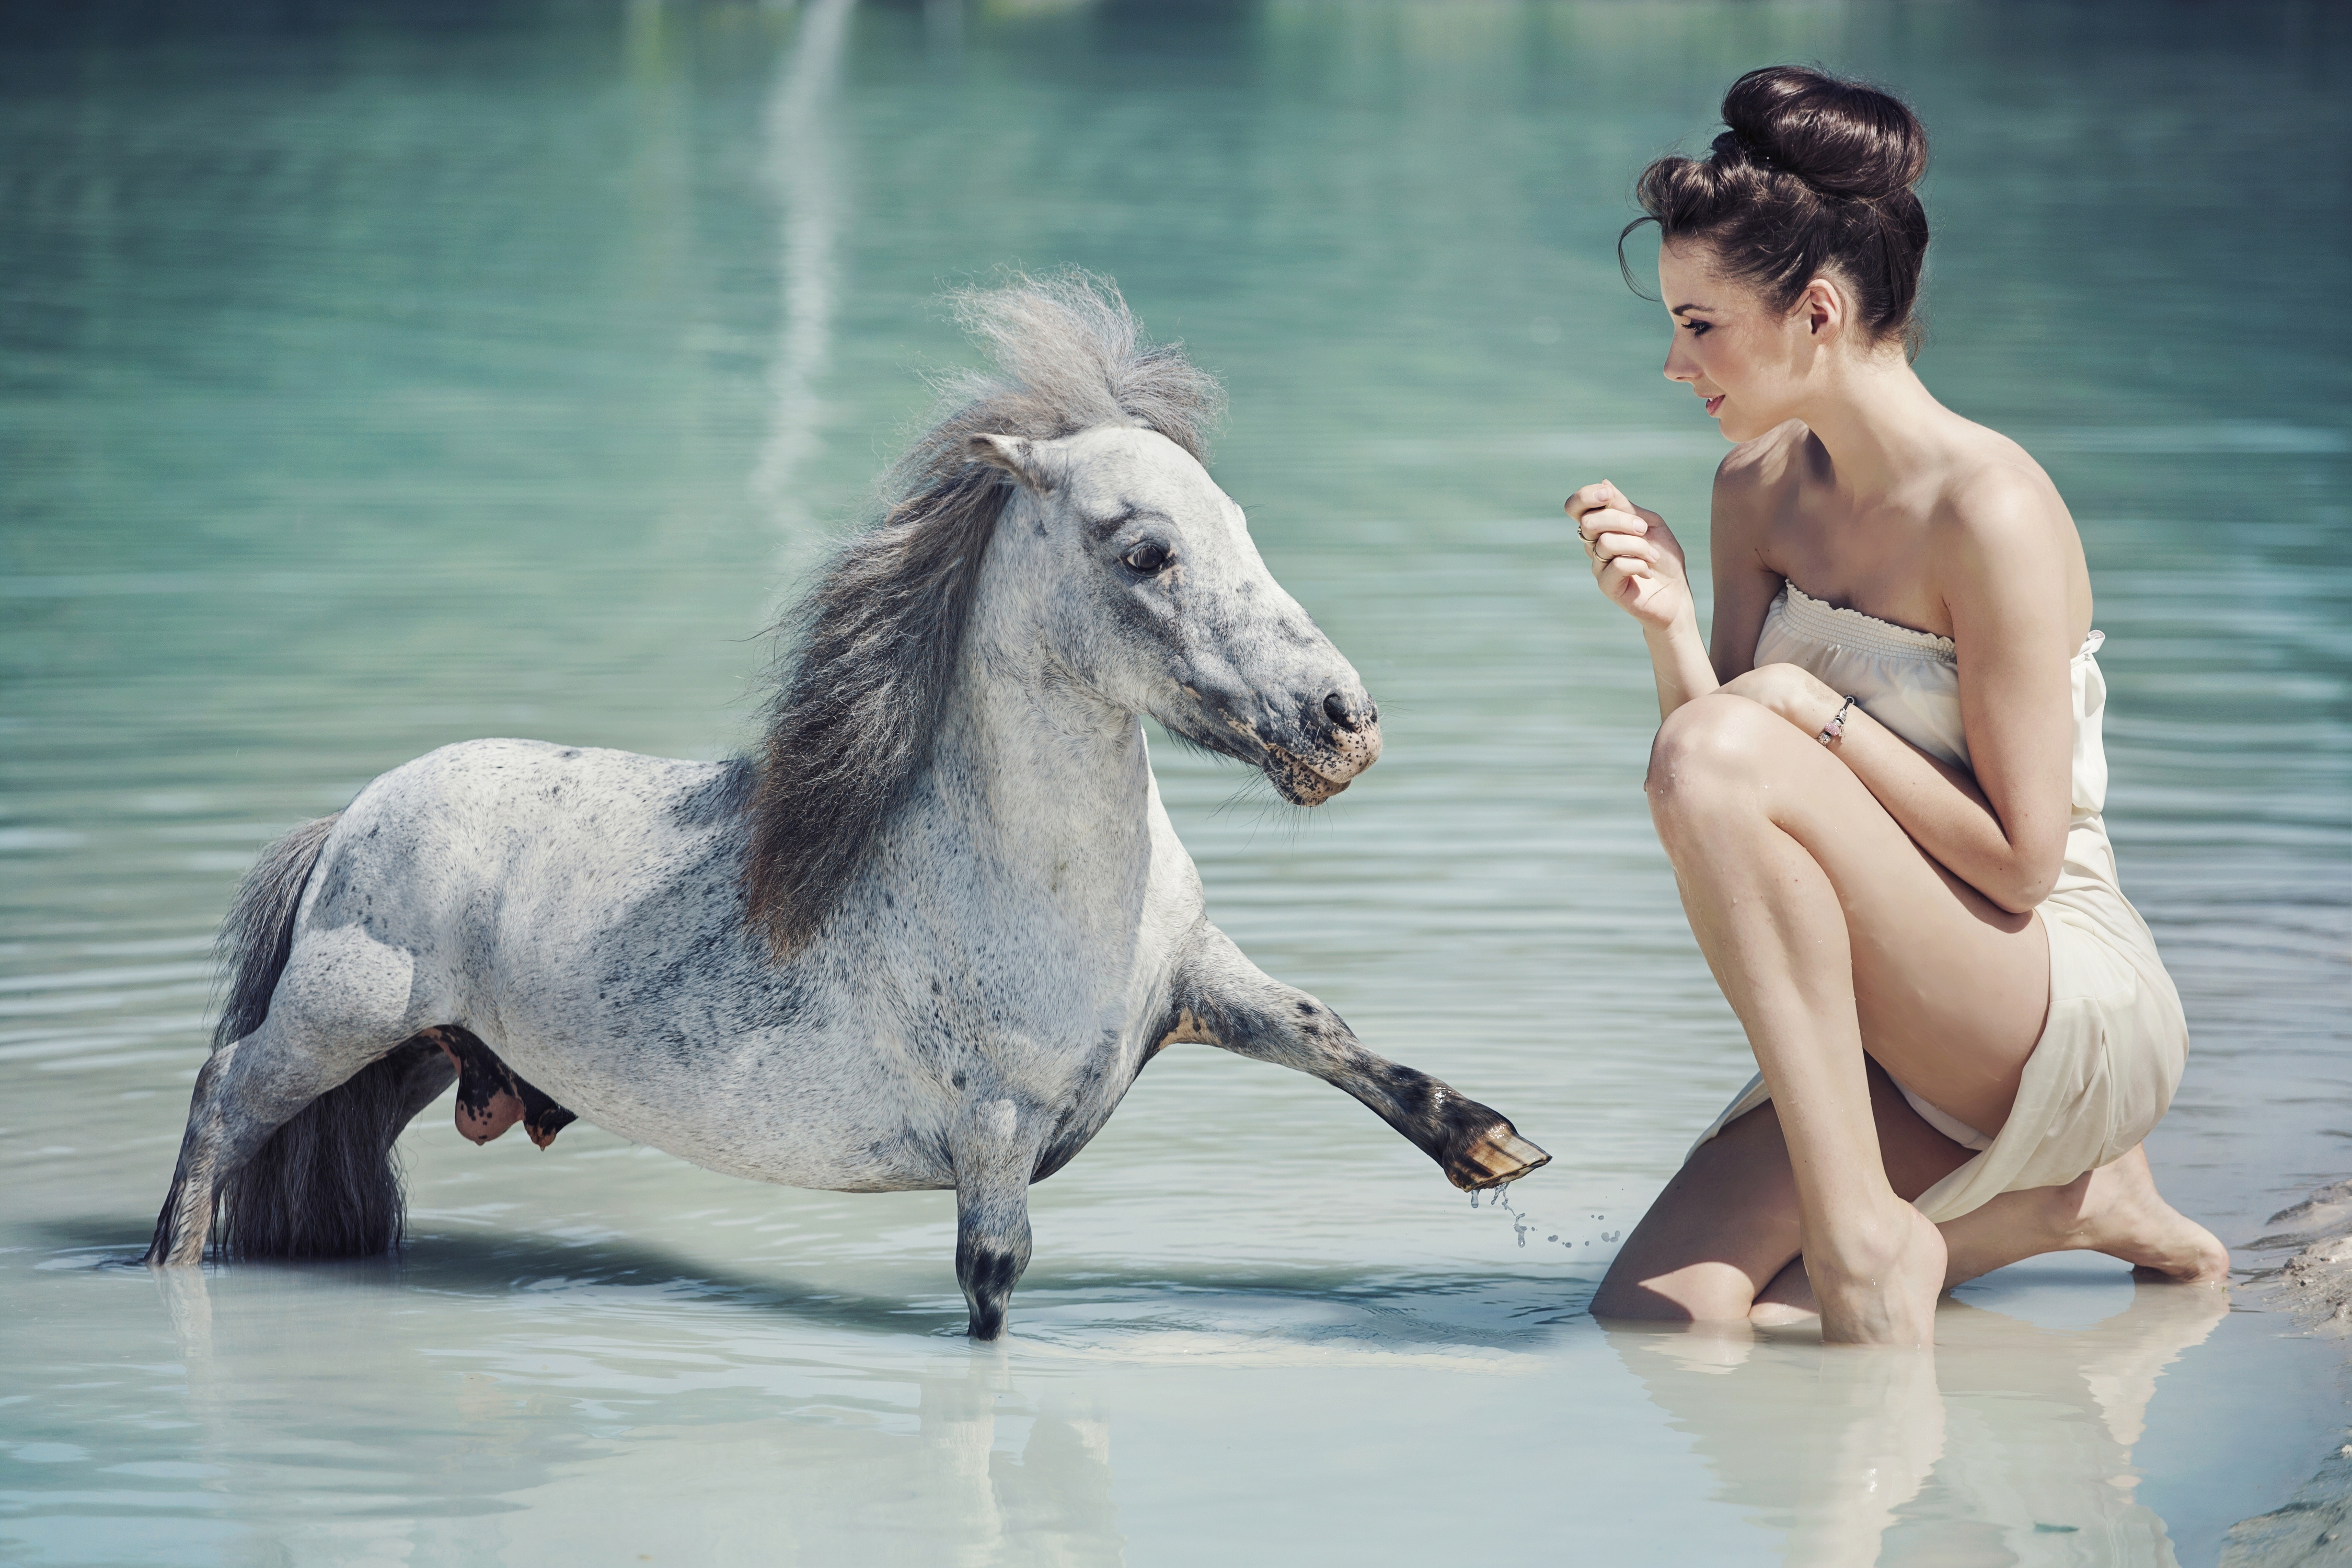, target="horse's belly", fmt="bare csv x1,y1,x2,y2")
480,1031,959,1193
